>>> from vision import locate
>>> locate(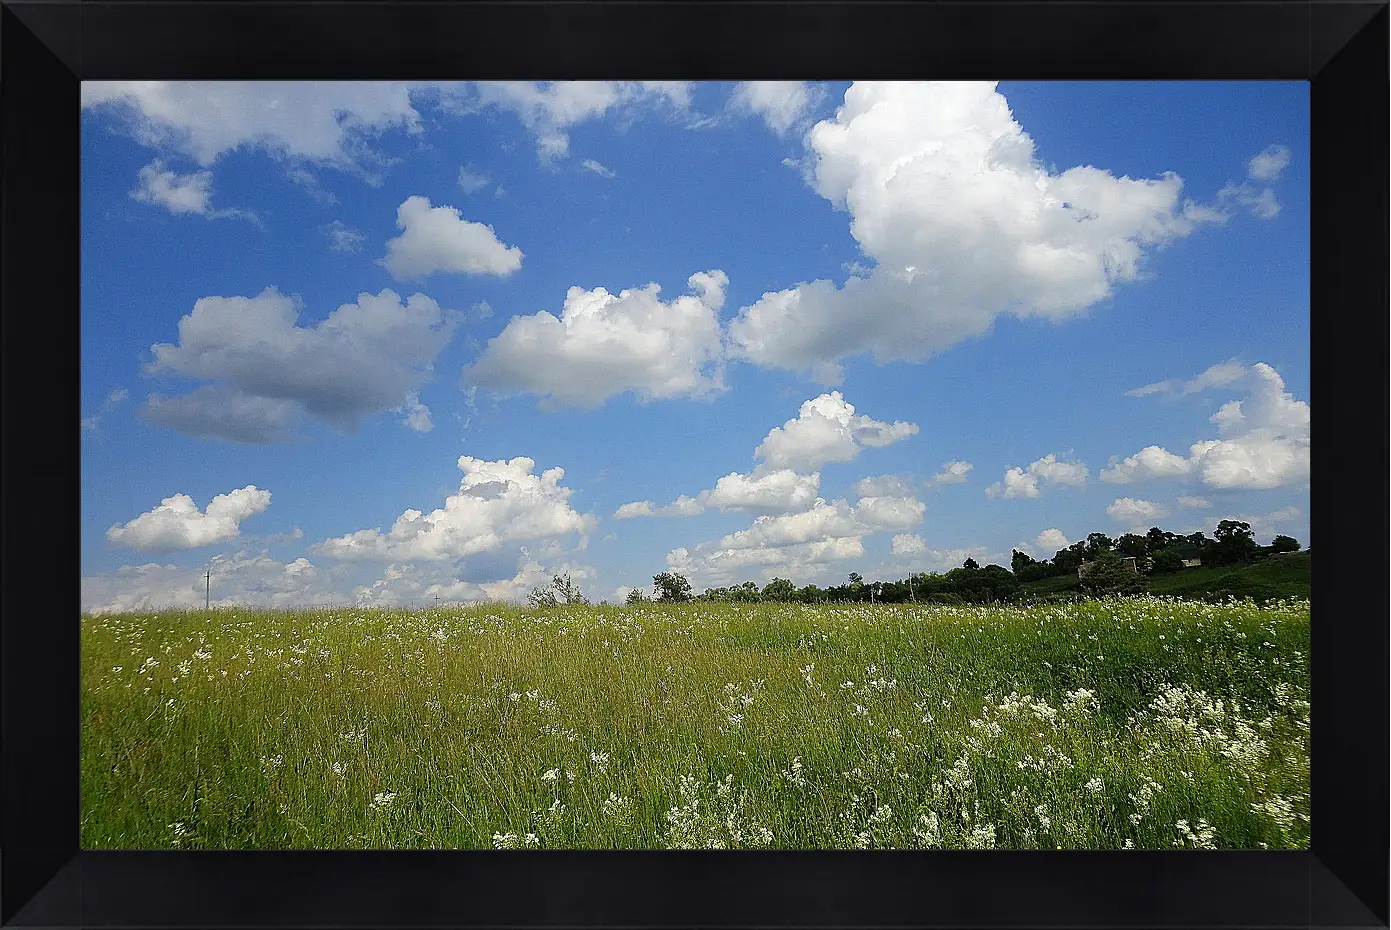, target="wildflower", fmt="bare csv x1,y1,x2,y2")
602,793,633,821
371,791,397,810
1084,777,1104,794
783,756,809,788
331,762,346,778
588,751,610,773
541,768,561,783
492,831,522,849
